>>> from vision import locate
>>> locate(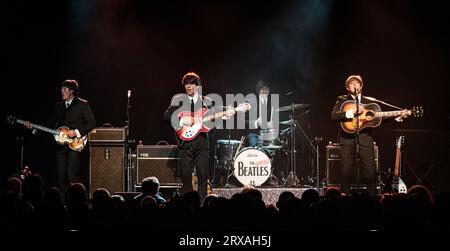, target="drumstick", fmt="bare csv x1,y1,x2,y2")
233,136,245,160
